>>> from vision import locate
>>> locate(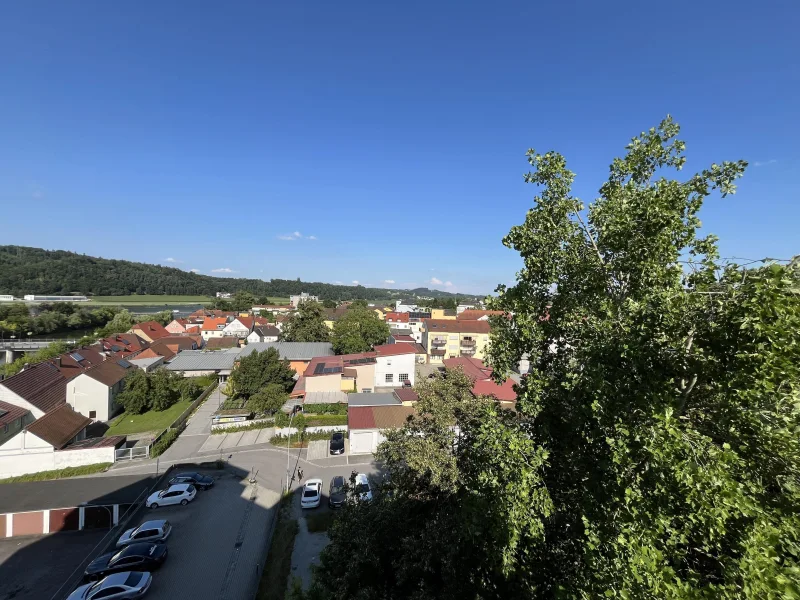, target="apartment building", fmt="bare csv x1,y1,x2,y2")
421,319,491,363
